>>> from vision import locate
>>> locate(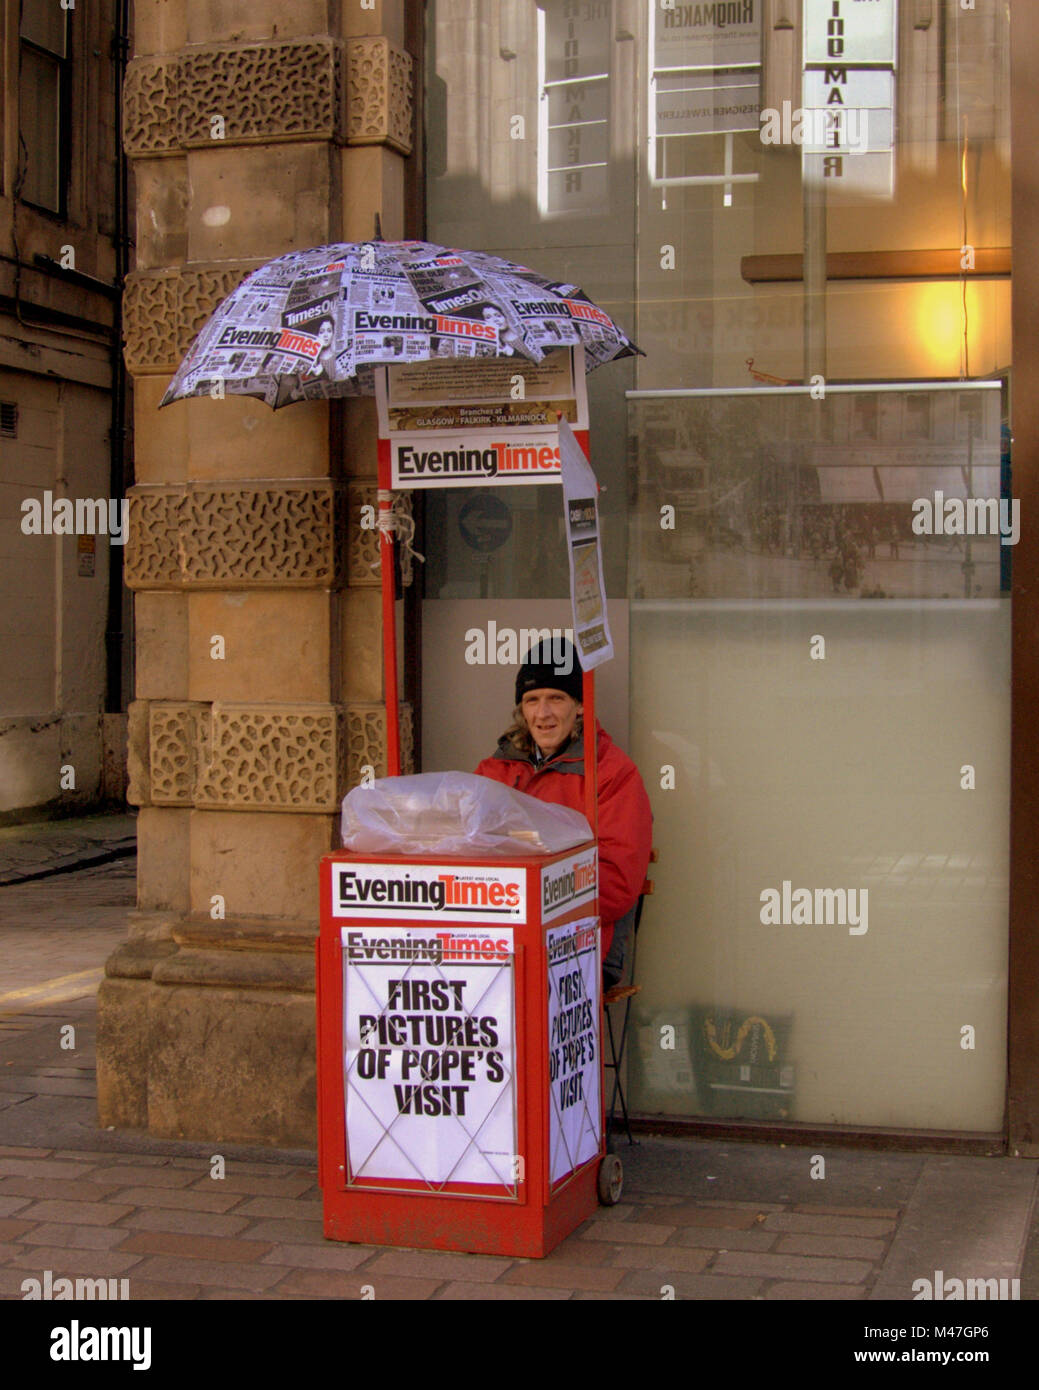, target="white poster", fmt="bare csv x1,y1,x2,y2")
559,418,613,670
547,917,601,1184
342,925,517,1188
